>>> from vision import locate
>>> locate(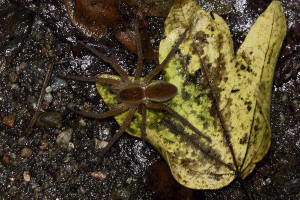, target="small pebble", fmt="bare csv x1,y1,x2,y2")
94,138,108,150
45,86,52,93
56,128,73,147
0,57,7,74
51,77,67,91
23,171,31,182
126,177,133,184
27,95,36,104
44,93,53,103
21,147,32,159
295,138,300,150
150,39,155,44
279,113,285,124
83,102,91,110
17,137,27,145
2,155,10,165
265,178,271,185
11,83,19,90
77,186,86,195
39,140,49,150
16,62,27,73
8,71,18,83
67,142,75,150
10,153,16,160
102,128,110,137
79,118,87,127
42,101,50,110
292,100,300,111
90,171,106,180
0,131,5,136
2,115,16,128
281,94,288,102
